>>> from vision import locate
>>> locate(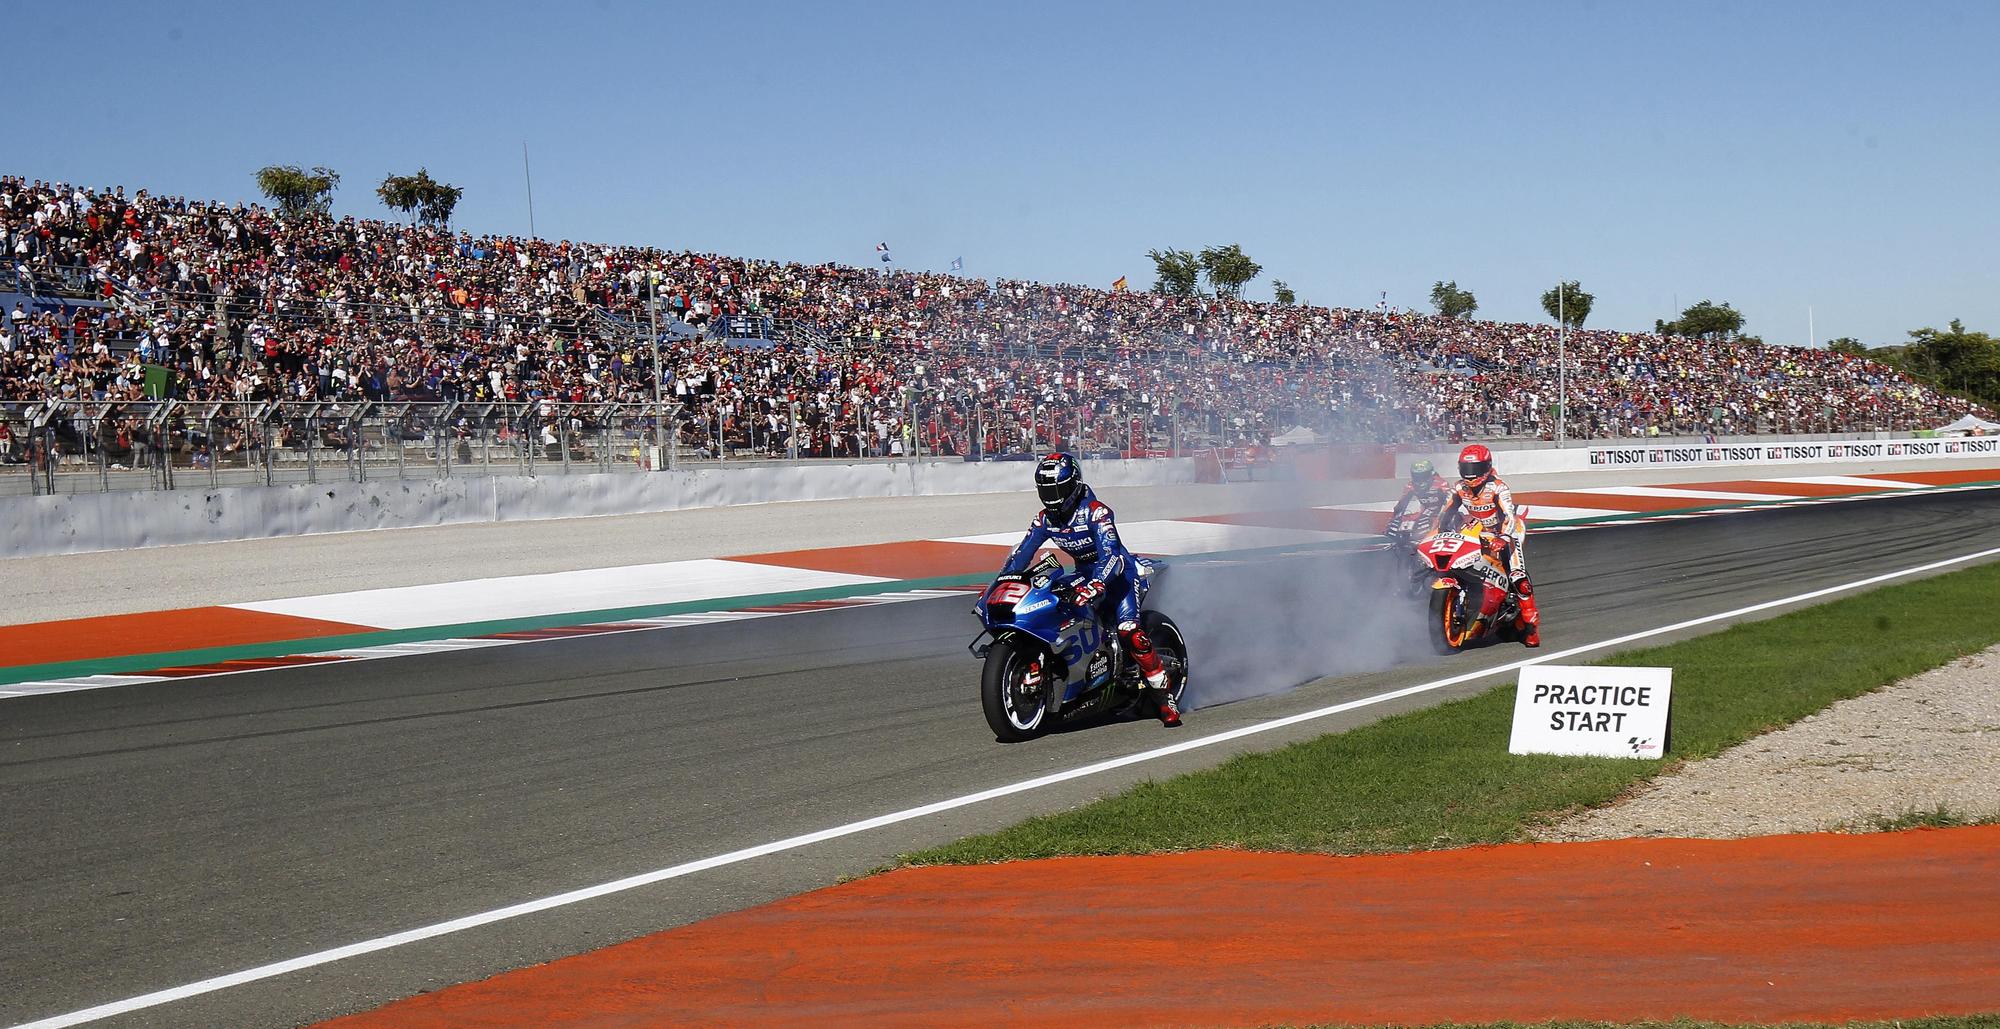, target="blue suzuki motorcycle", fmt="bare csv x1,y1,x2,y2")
969,553,1189,742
